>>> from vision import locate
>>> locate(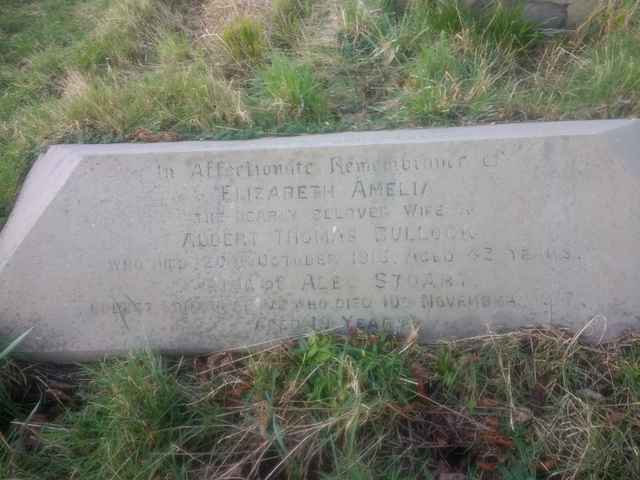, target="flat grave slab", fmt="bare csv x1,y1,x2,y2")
1,120,639,360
